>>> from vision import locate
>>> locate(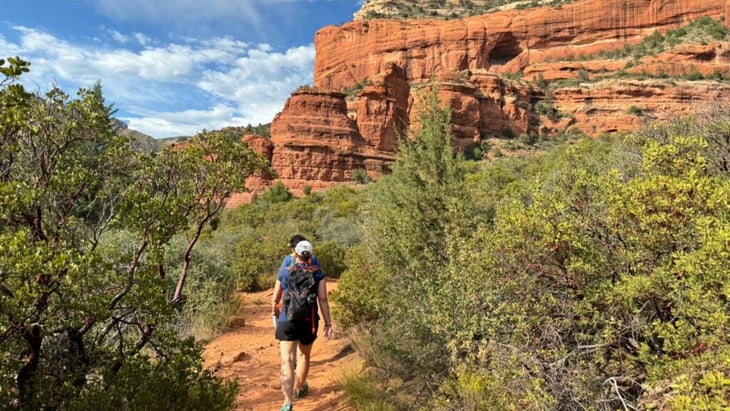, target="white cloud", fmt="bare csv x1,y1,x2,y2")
133,33,150,46
106,28,129,43
123,104,242,137
7,25,315,138
198,45,314,100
